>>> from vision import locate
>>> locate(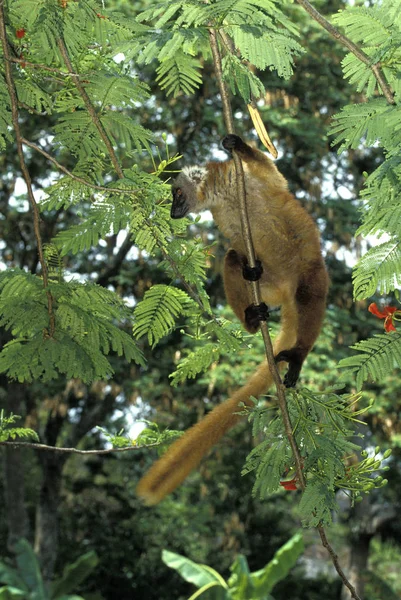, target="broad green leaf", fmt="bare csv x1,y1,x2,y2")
14,539,46,598
162,550,227,589
250,533,304,594
51,552,98,597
